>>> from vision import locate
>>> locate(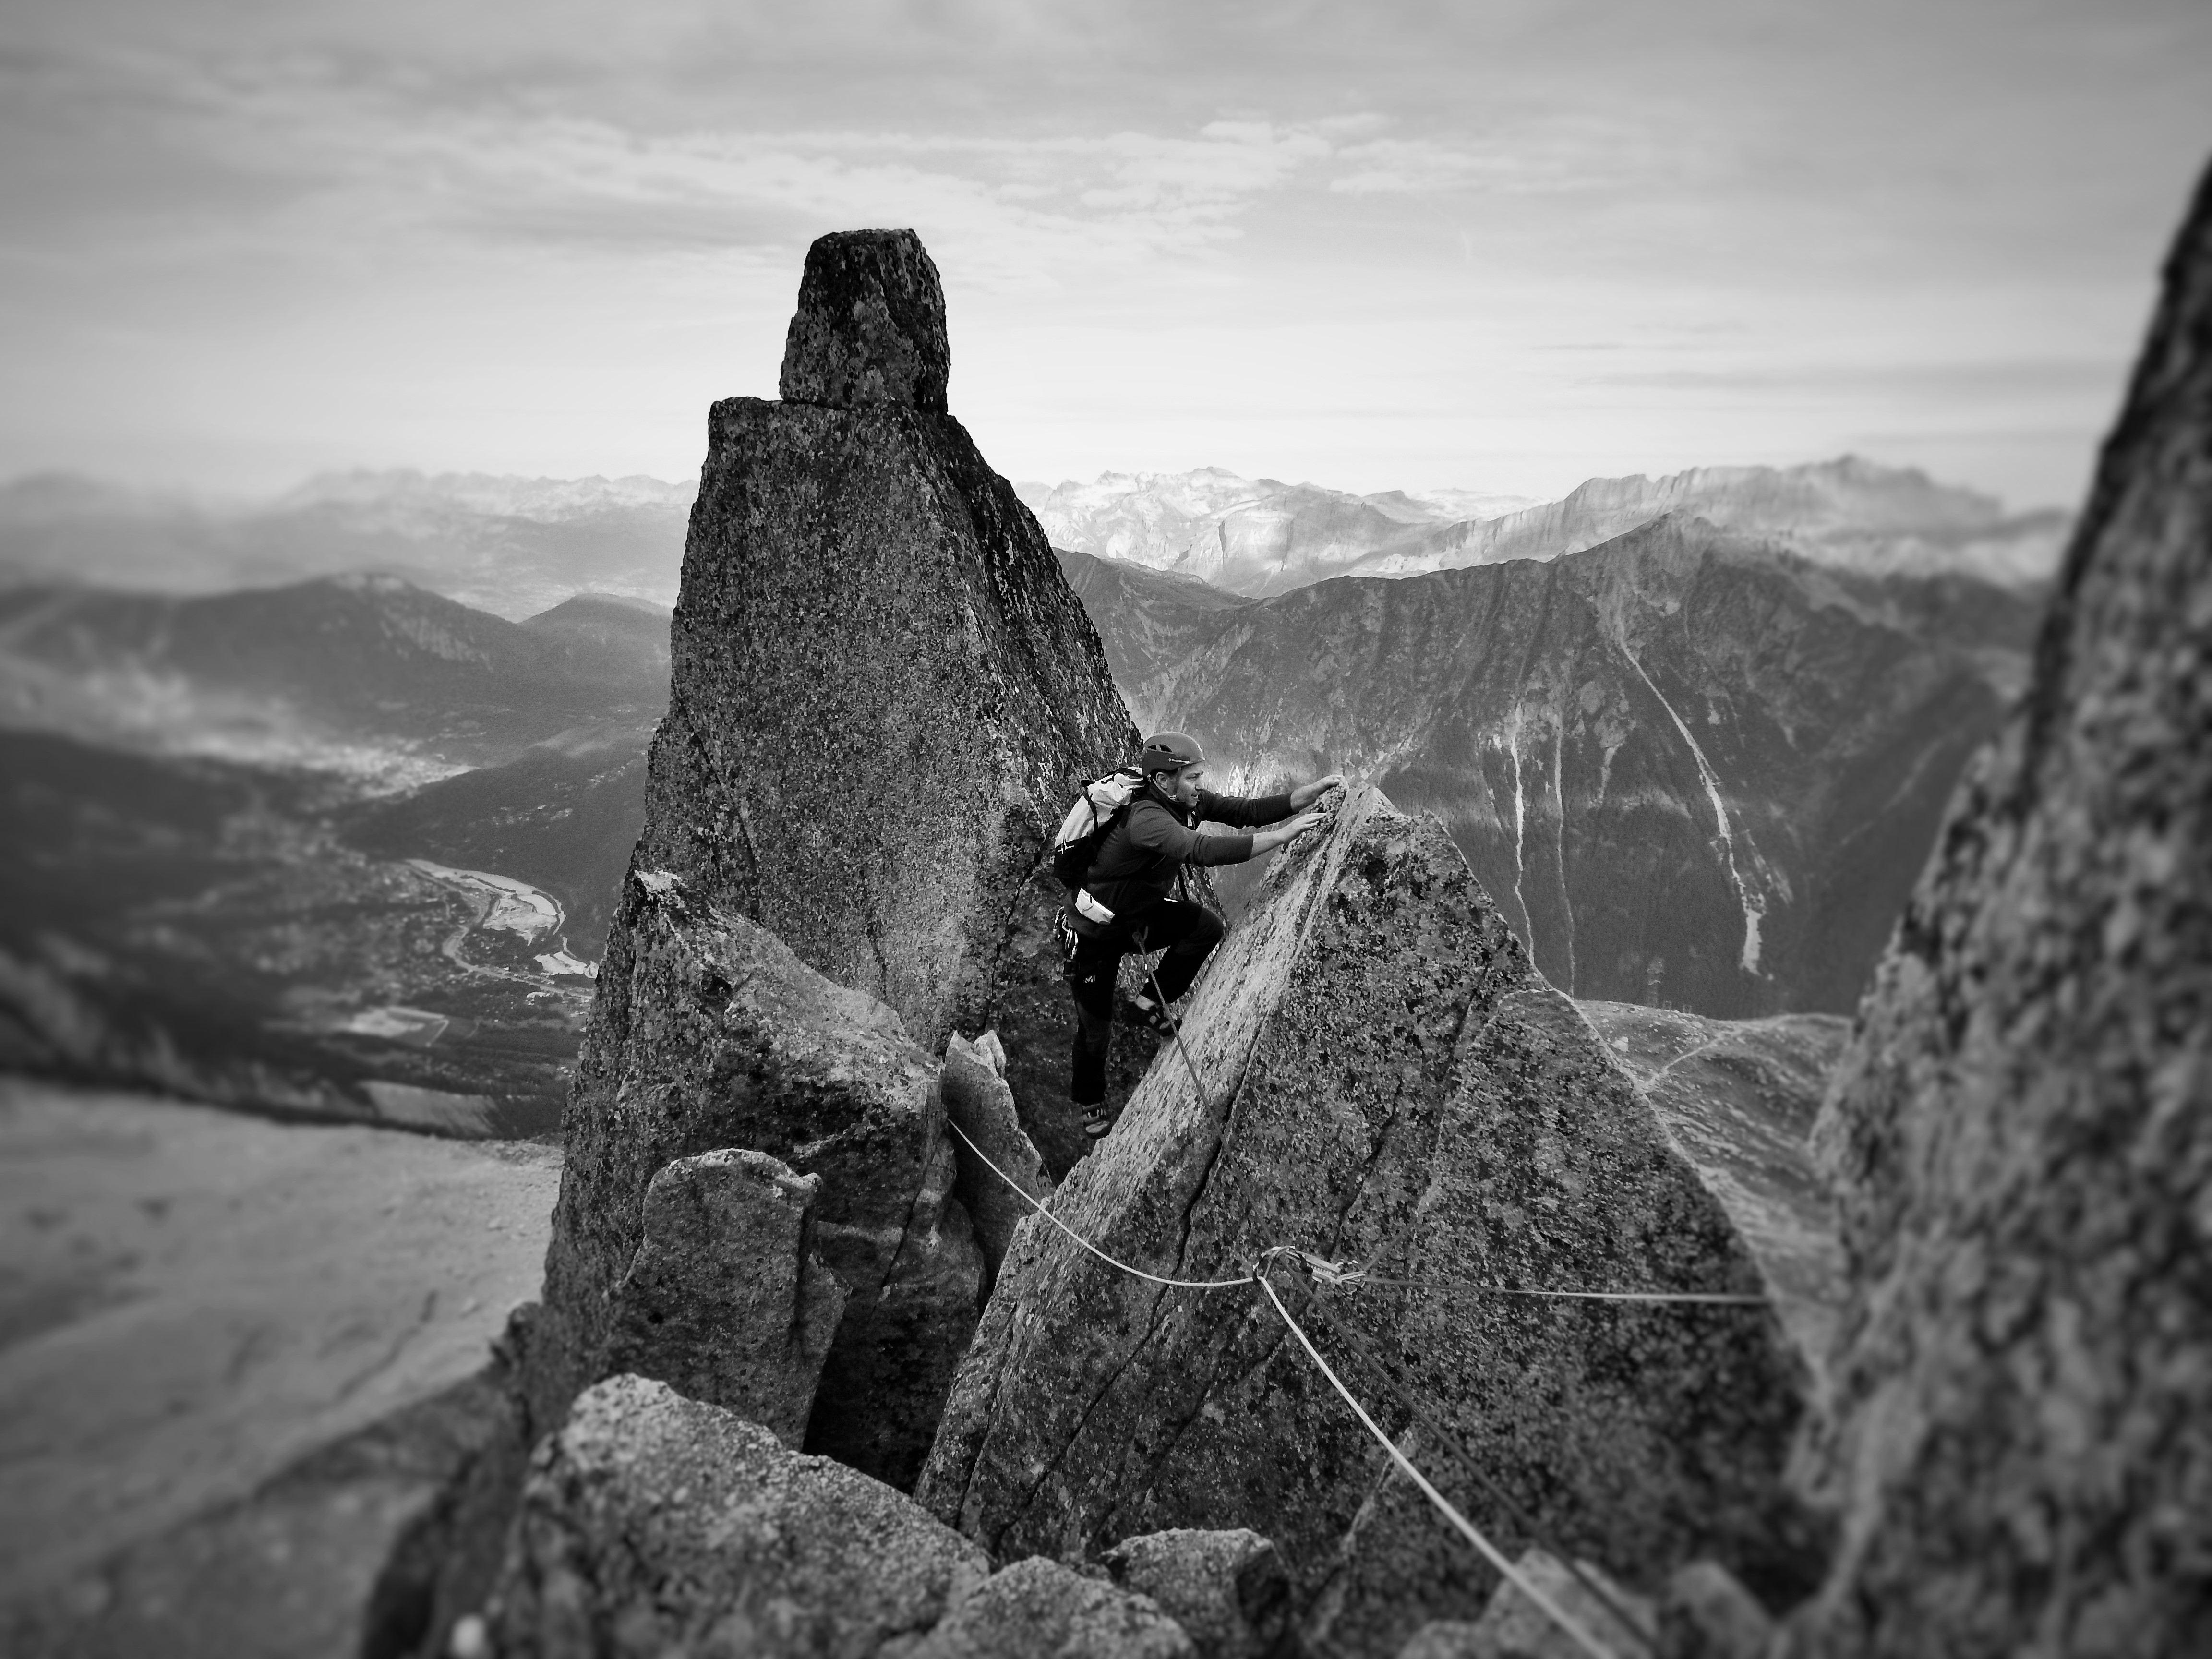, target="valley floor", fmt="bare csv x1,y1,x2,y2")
0,1077,558,1605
